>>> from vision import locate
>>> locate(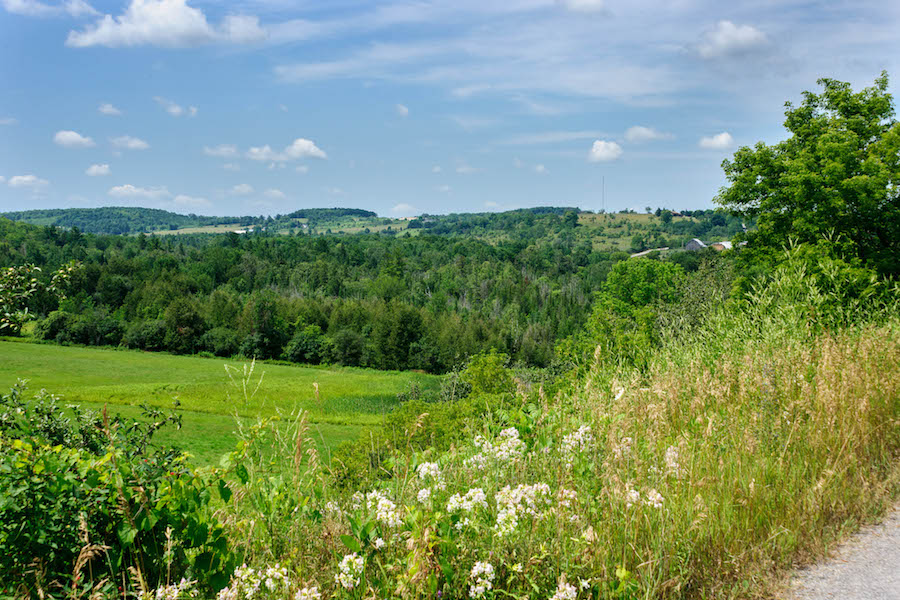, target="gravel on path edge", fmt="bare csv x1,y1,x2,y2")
788,504,900,599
